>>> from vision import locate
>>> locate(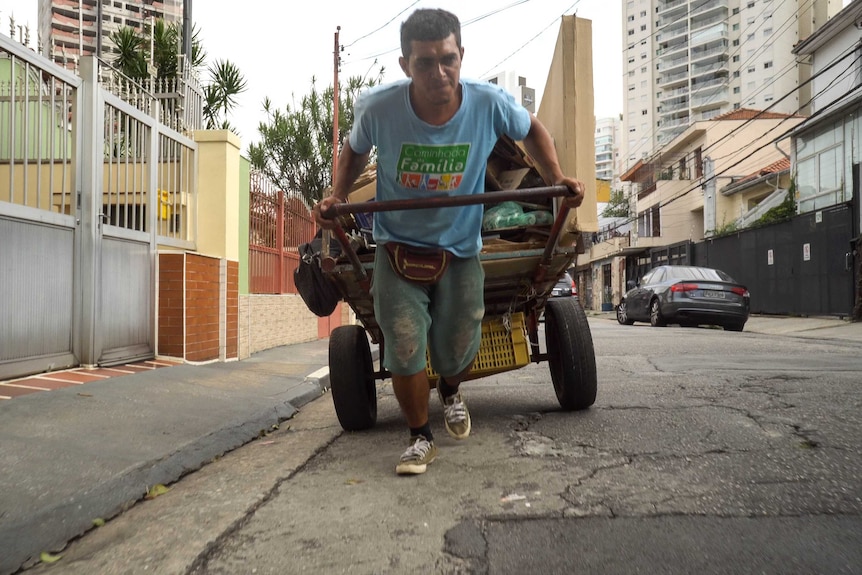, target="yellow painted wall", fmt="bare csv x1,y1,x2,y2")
195,130,241,261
